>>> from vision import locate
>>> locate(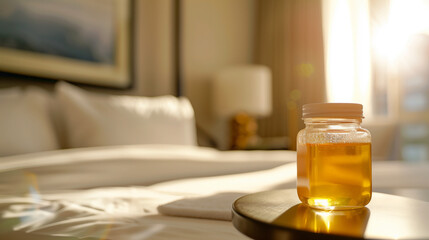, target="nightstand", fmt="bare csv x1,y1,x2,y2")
232,189,429,240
